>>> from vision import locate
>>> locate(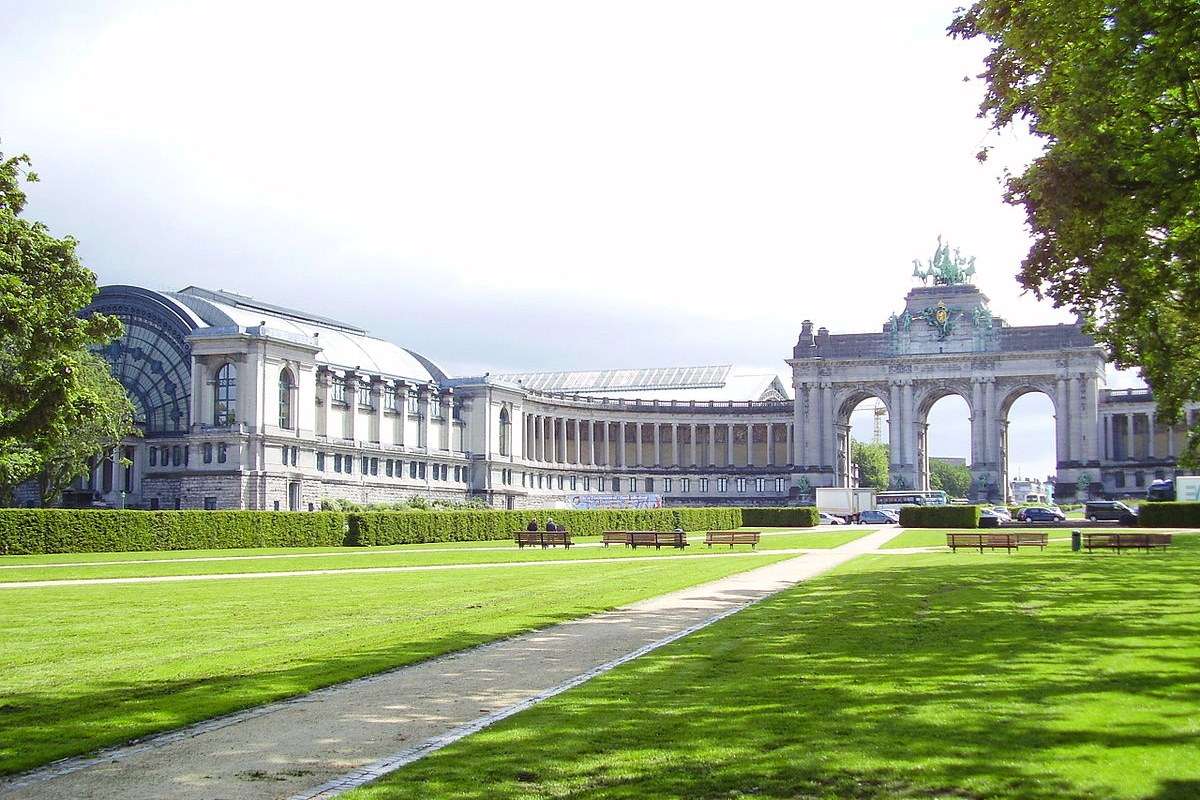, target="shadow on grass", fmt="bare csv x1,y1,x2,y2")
348,541,1200,800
